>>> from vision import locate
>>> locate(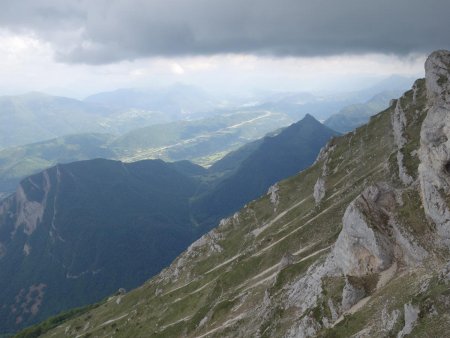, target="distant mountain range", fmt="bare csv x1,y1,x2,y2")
0,76,414,151
0,110,293,198
0,92,110,149
84,84,222,118
0,77,415,200
0,84,227,150
0,114,336,333
239,75,415,121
